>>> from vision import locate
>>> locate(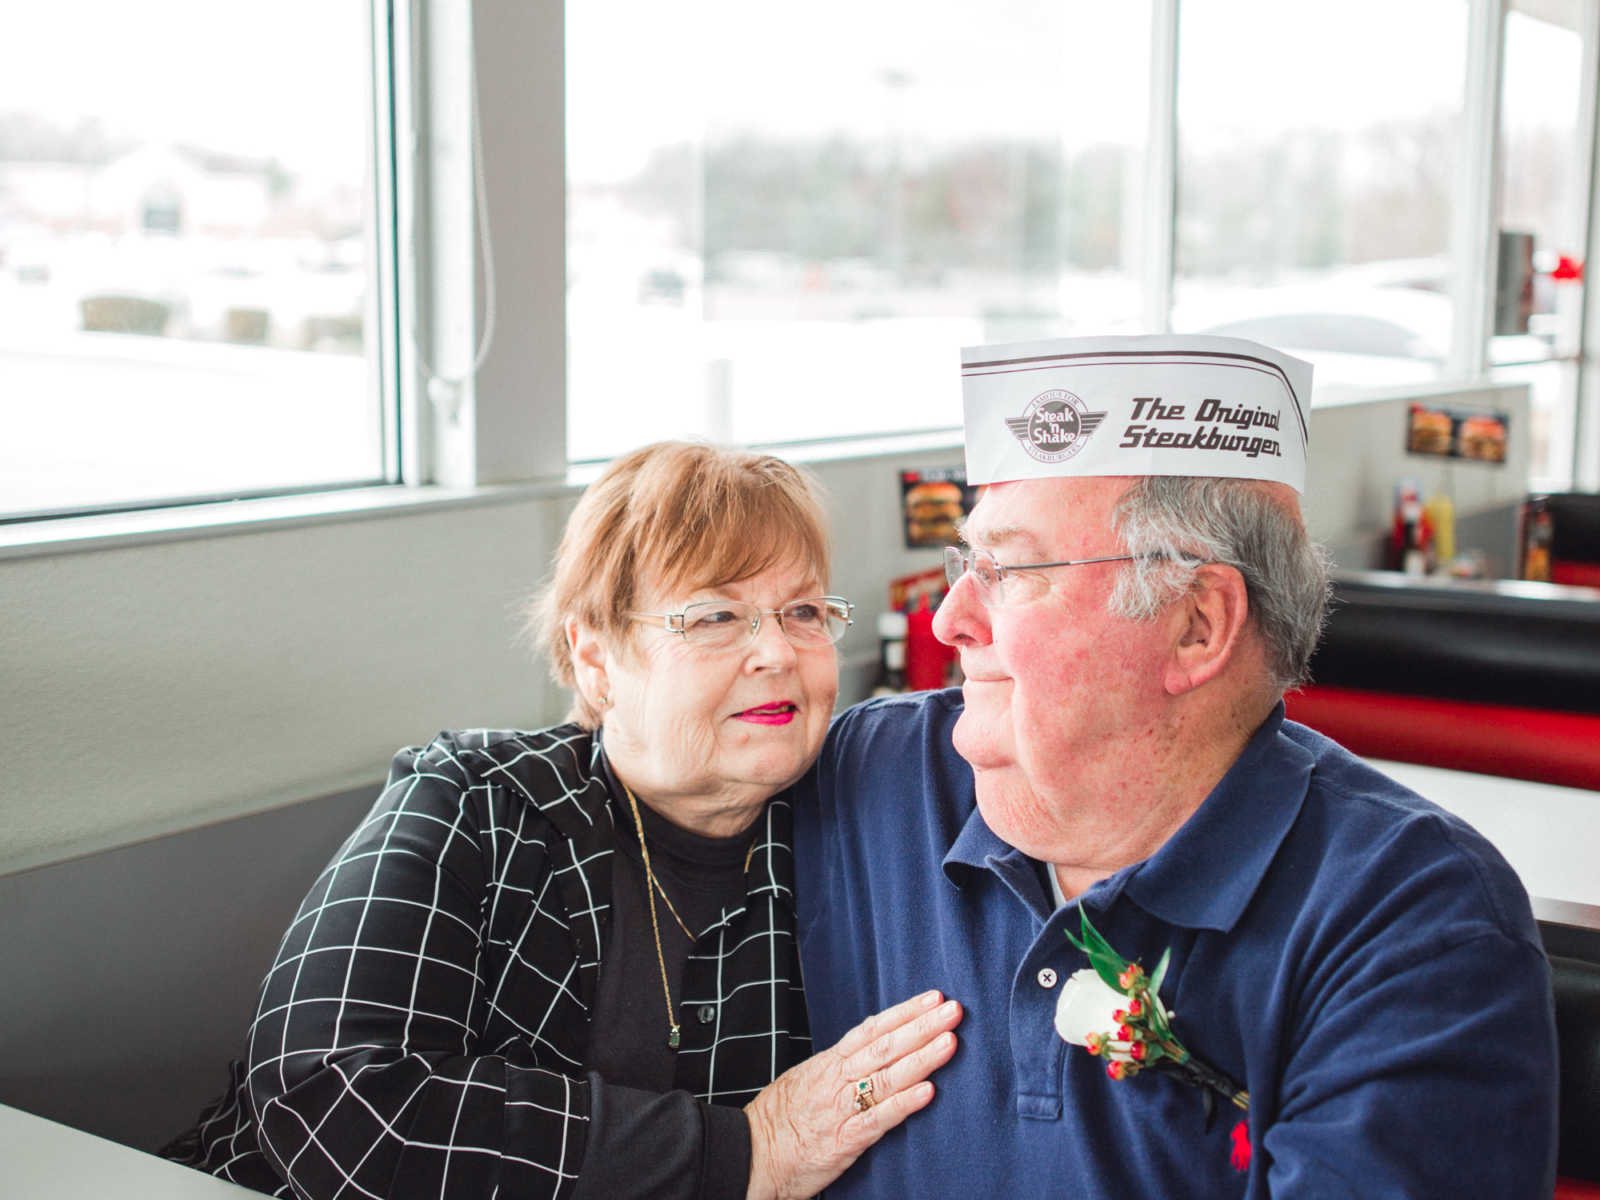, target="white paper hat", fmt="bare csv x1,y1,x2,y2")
961,335,1313,493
